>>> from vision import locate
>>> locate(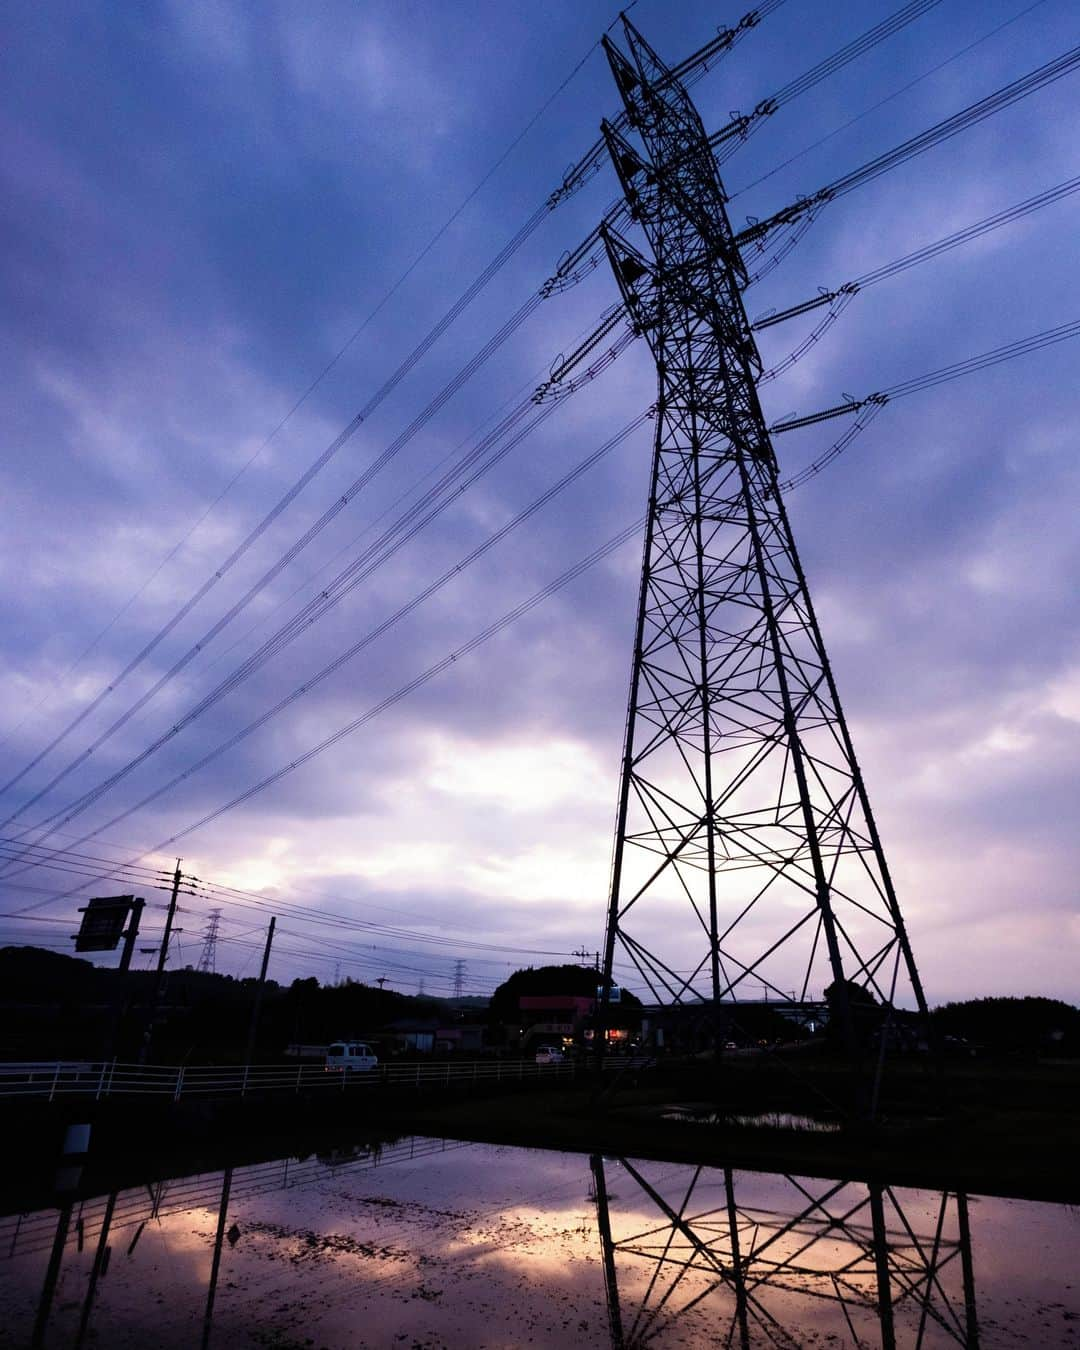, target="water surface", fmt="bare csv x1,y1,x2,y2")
2,1136,1076,1347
